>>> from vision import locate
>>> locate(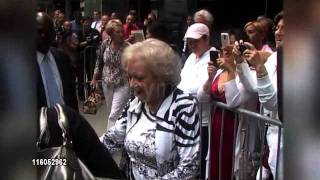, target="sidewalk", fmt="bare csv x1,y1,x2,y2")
79,100,122,180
